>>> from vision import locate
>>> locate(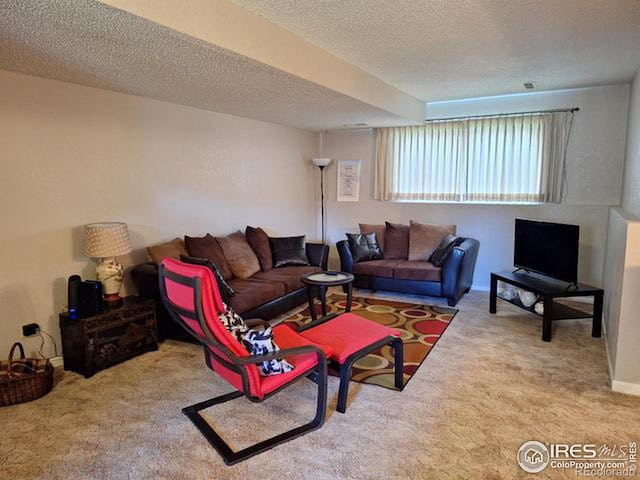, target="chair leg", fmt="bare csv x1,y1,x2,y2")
392,338,404,390
182,363,328,465
335,335,403,413
337,363,352,414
